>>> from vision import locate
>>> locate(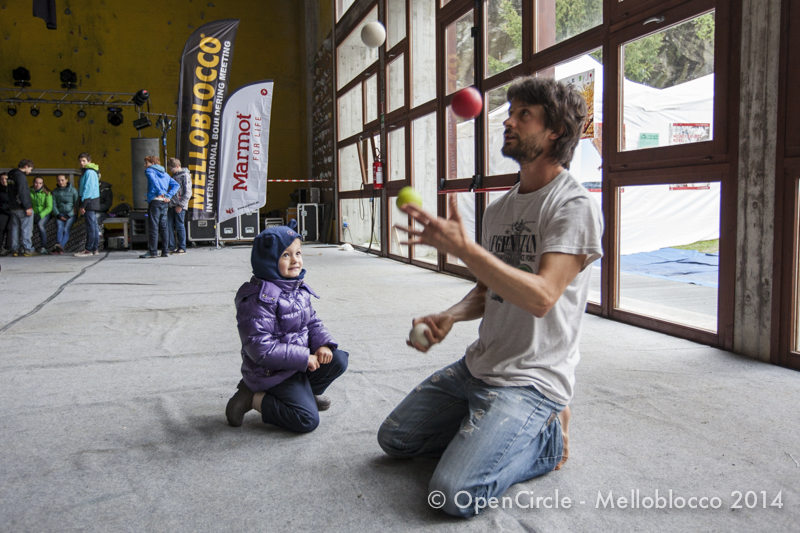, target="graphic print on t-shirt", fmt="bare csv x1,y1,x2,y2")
487,218,538,303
